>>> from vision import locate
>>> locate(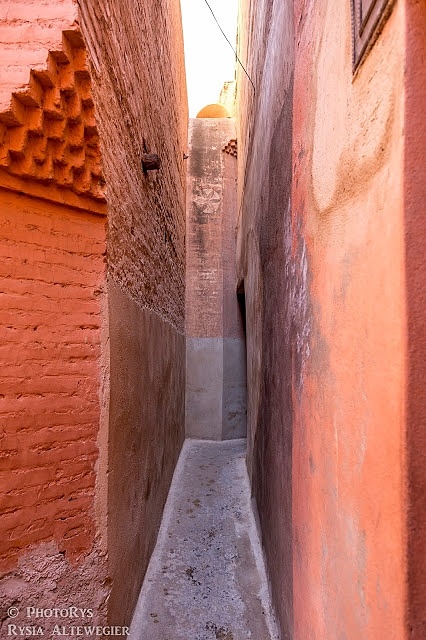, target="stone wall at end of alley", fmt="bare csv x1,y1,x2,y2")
78,0,188,630
236,0,416,638
185,118,246,441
